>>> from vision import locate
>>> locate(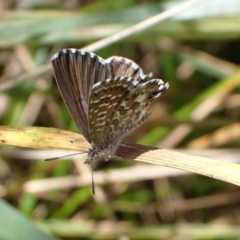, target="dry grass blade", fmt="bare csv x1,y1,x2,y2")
1,126,240,188
83,0,204,51
0,126,88,151
118,144,240,187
